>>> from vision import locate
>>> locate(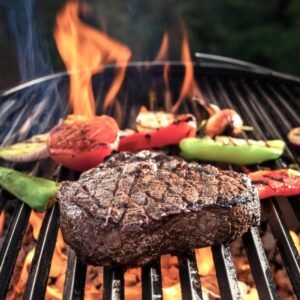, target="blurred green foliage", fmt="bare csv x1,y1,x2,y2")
86,0,300,75
1,0,300,90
